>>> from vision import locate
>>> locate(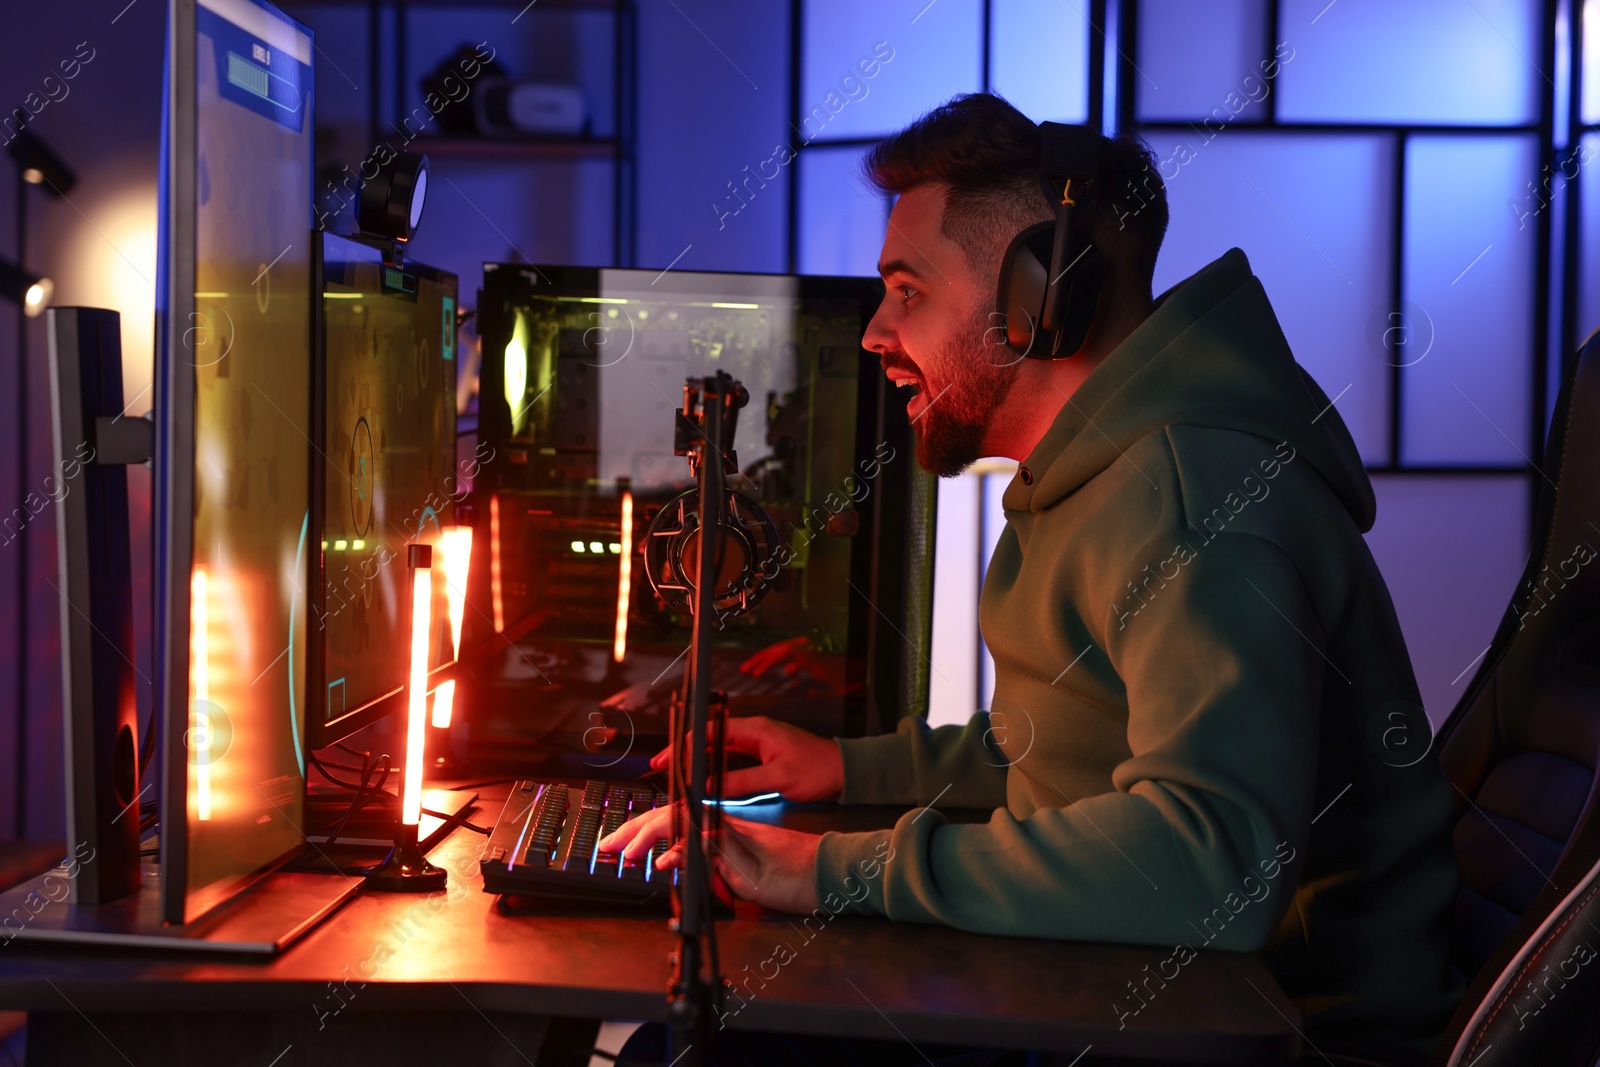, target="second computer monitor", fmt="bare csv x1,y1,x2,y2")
308,233,461,750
